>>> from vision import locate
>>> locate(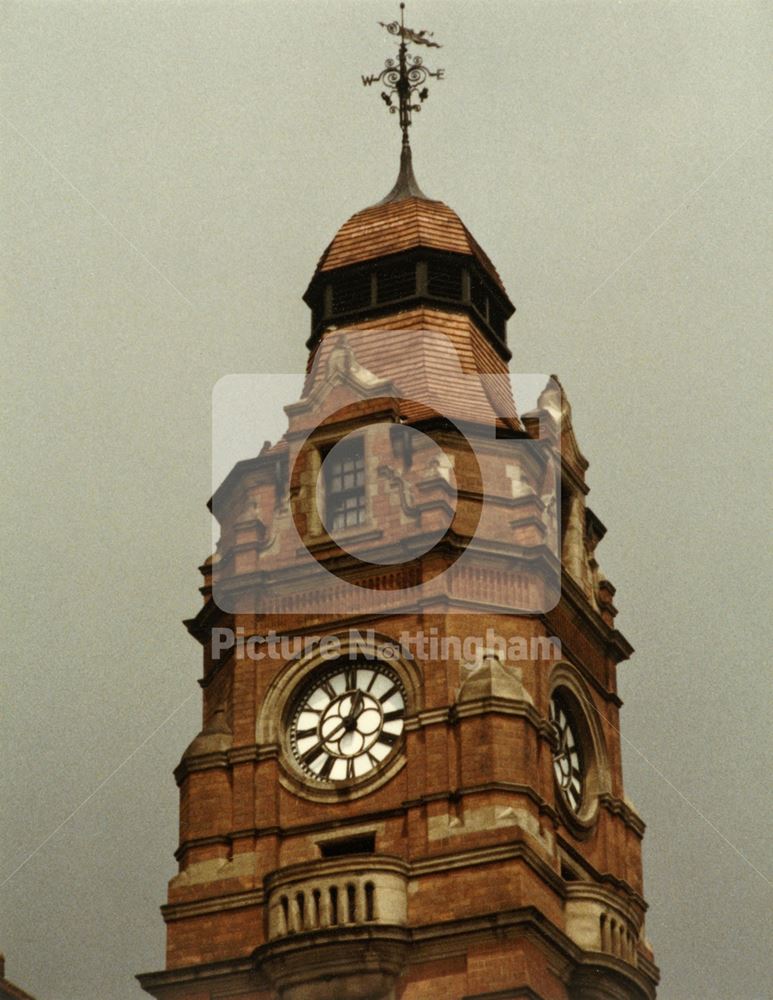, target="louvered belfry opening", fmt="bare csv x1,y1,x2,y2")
303,195,515,358
427,258,463,300
376,259,416,303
